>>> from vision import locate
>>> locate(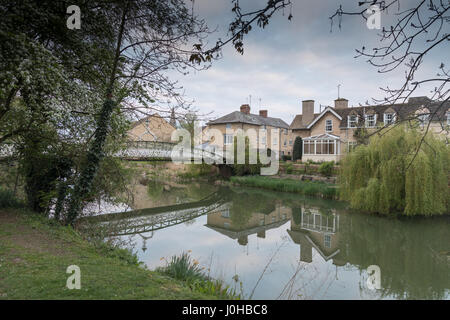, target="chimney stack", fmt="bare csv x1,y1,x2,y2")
259,110,268,118
302,100,315,126
240,104,250,114
334,98,348,109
